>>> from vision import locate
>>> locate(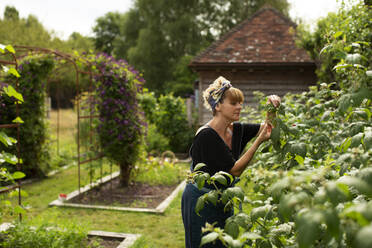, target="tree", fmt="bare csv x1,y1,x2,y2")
0,6,95,108
93,0,290,94
296,1,372,84
66,32,94,53
4,6,19,21
92,12,123,55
